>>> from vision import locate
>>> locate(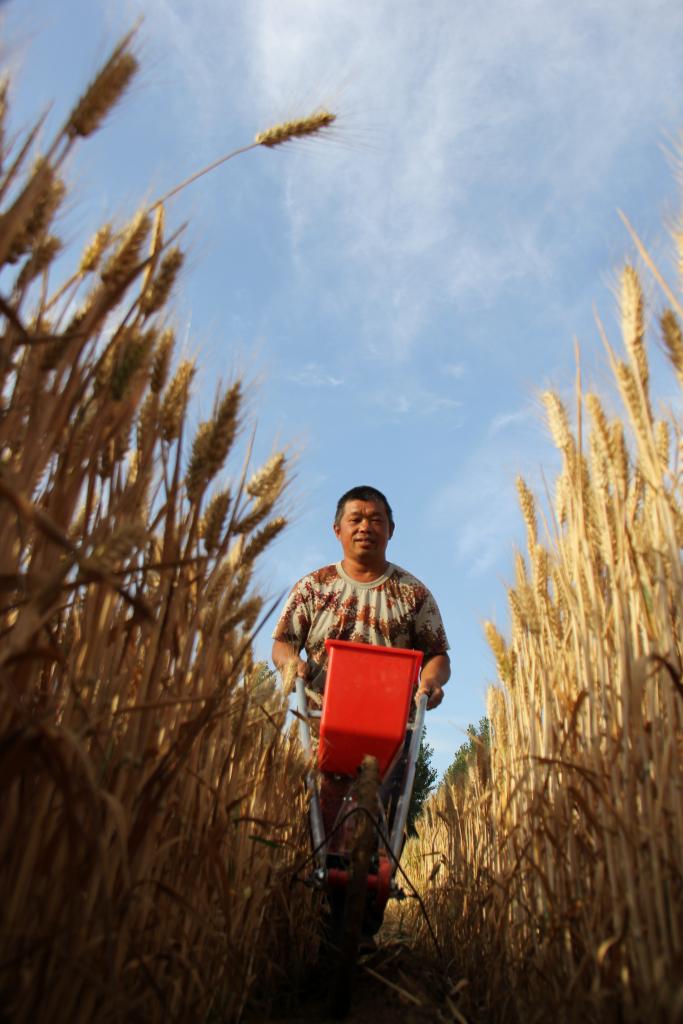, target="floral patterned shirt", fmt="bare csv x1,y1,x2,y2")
272,562,449,691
